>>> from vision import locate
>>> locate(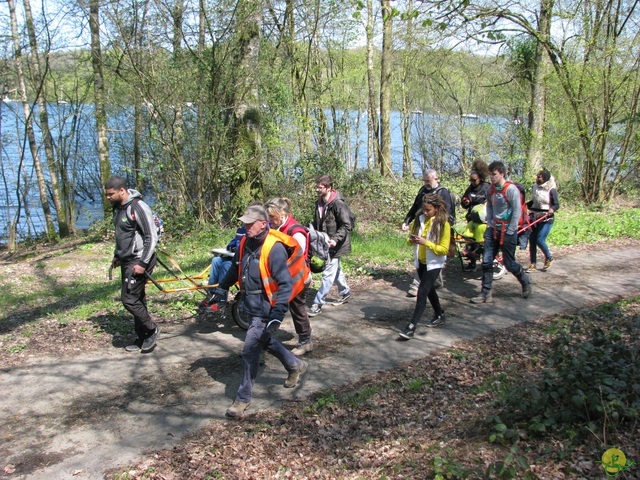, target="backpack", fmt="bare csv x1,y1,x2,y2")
287,223,330,273
344,202,356,231
129,197,164,242
331,199,356,231
490,181,531,242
